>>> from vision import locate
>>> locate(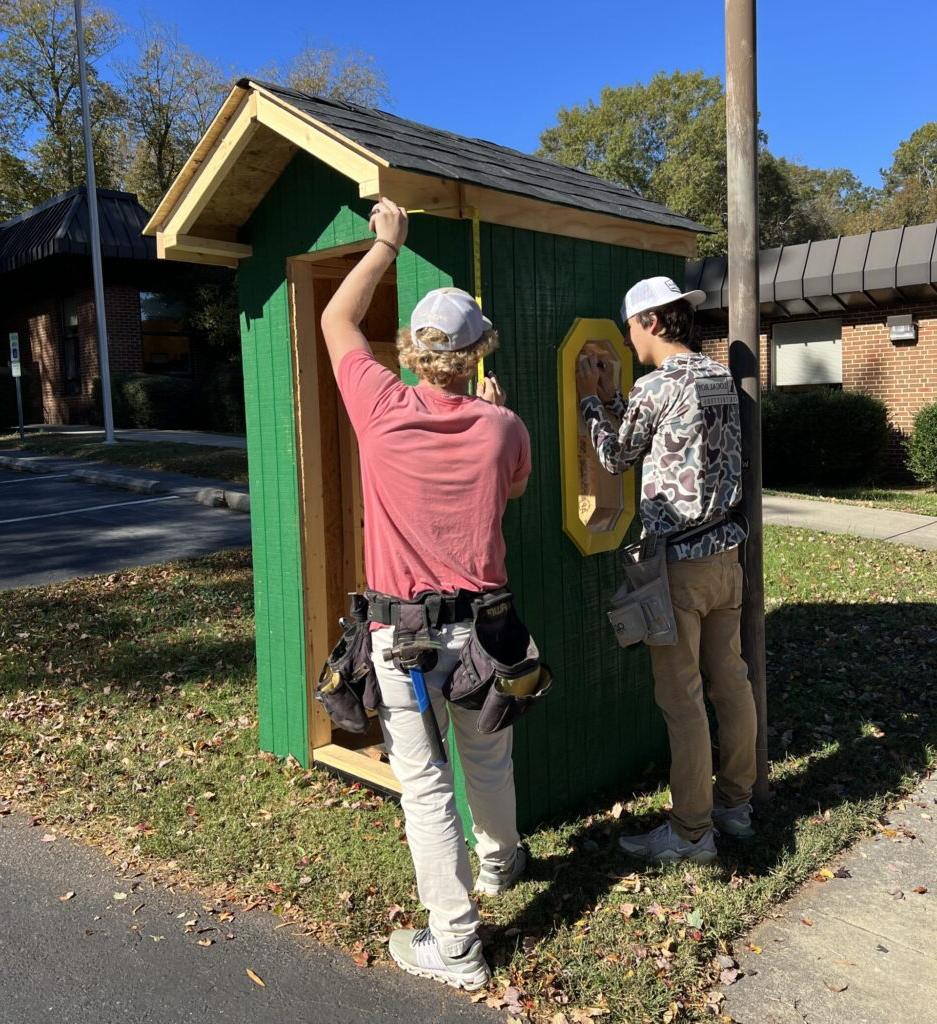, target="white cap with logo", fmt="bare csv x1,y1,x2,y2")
409,288,493,352
621,276,706,323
